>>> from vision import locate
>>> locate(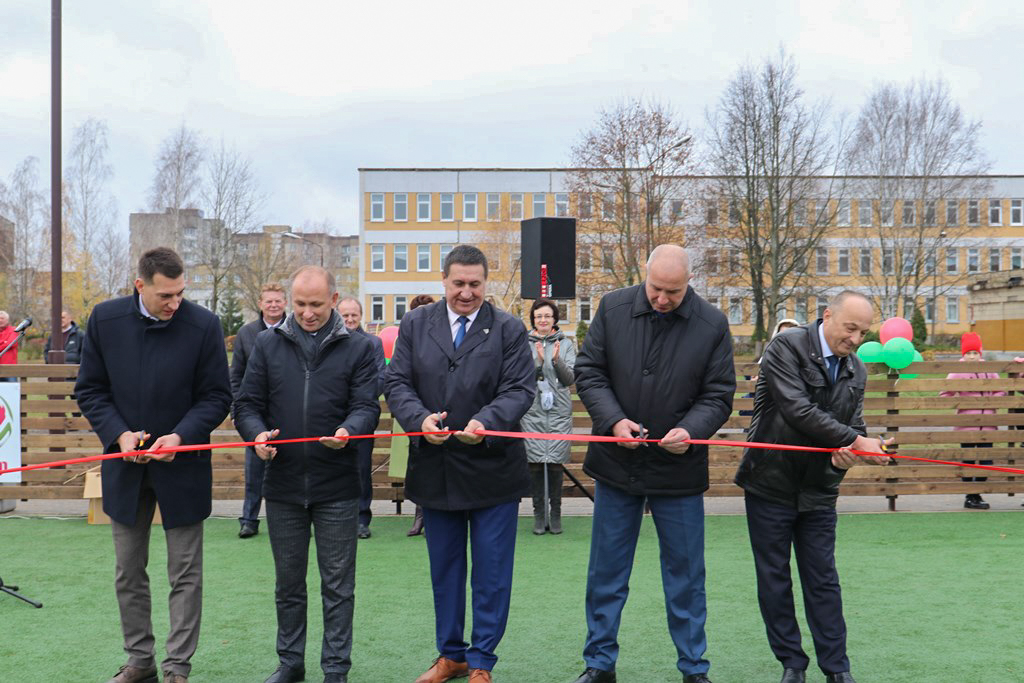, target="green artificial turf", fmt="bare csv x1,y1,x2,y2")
0,513,1021,682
